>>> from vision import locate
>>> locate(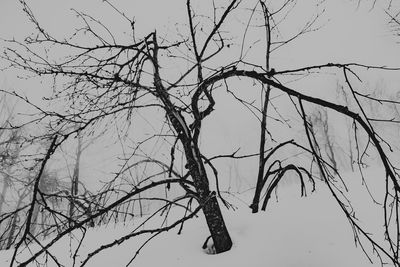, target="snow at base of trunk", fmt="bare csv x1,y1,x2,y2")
0,167,392,267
